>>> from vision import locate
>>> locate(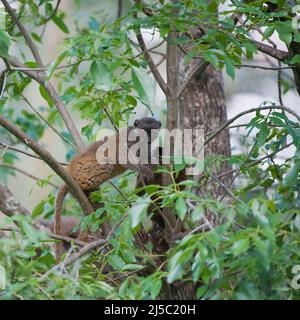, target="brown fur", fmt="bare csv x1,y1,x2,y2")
54,117,161,261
